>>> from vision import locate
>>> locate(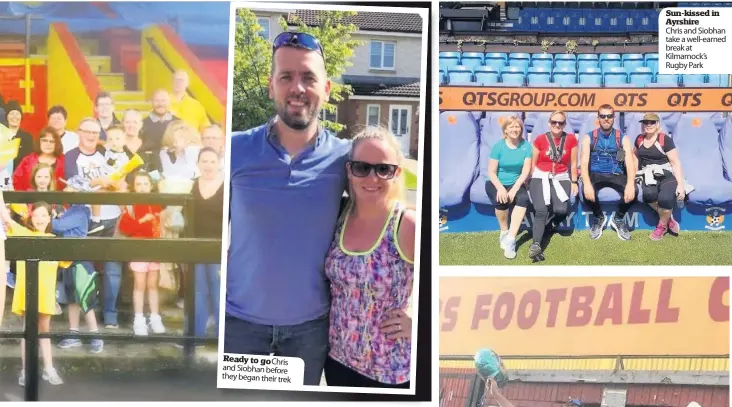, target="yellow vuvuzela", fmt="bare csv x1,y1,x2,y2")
108,154,144,183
